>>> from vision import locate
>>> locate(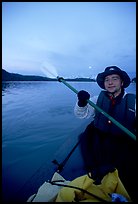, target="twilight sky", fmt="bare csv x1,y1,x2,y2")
2,2,136,79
